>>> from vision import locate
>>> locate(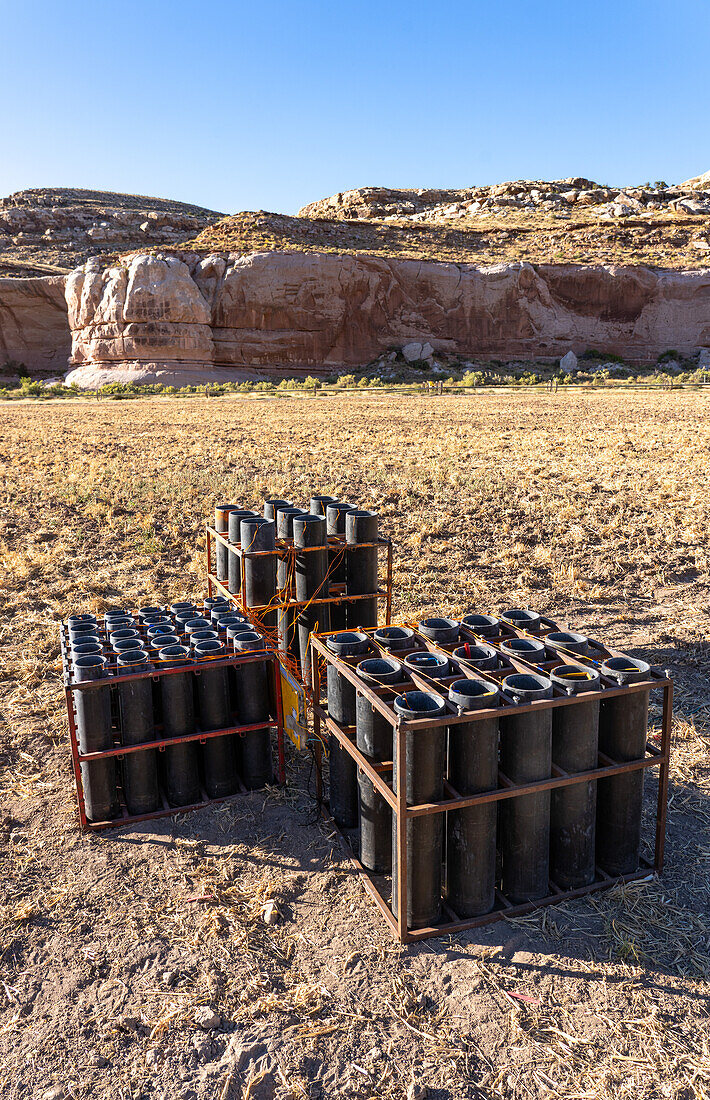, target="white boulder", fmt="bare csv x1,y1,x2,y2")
402,340,434,363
